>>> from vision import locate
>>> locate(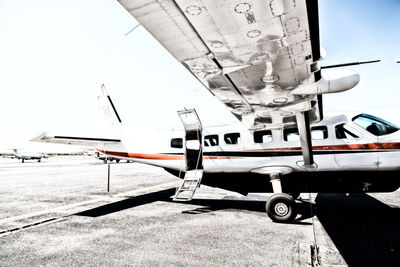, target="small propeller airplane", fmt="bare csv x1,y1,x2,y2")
13,149,43,163
32,0,400,222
